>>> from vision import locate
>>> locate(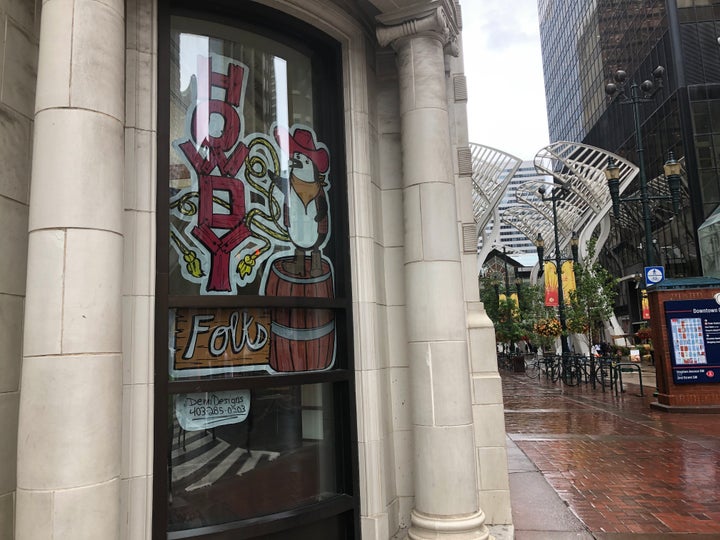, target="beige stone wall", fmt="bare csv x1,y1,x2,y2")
121,0,156,537
373,46,413,535
0,0,505,538
449,19,513,527
0,0,38,537
118,1,508,538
